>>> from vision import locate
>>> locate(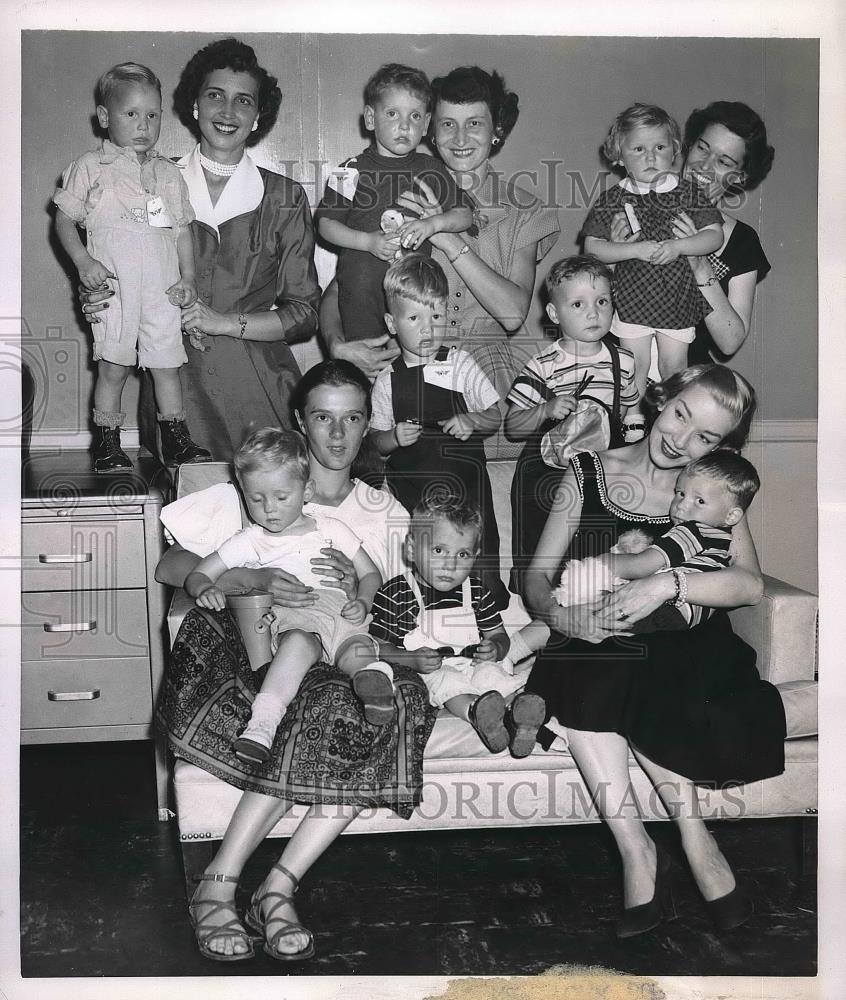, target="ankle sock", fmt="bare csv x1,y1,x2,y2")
507,629,534,666
359,660,395,690
248,691,288,731
93,408,125,428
